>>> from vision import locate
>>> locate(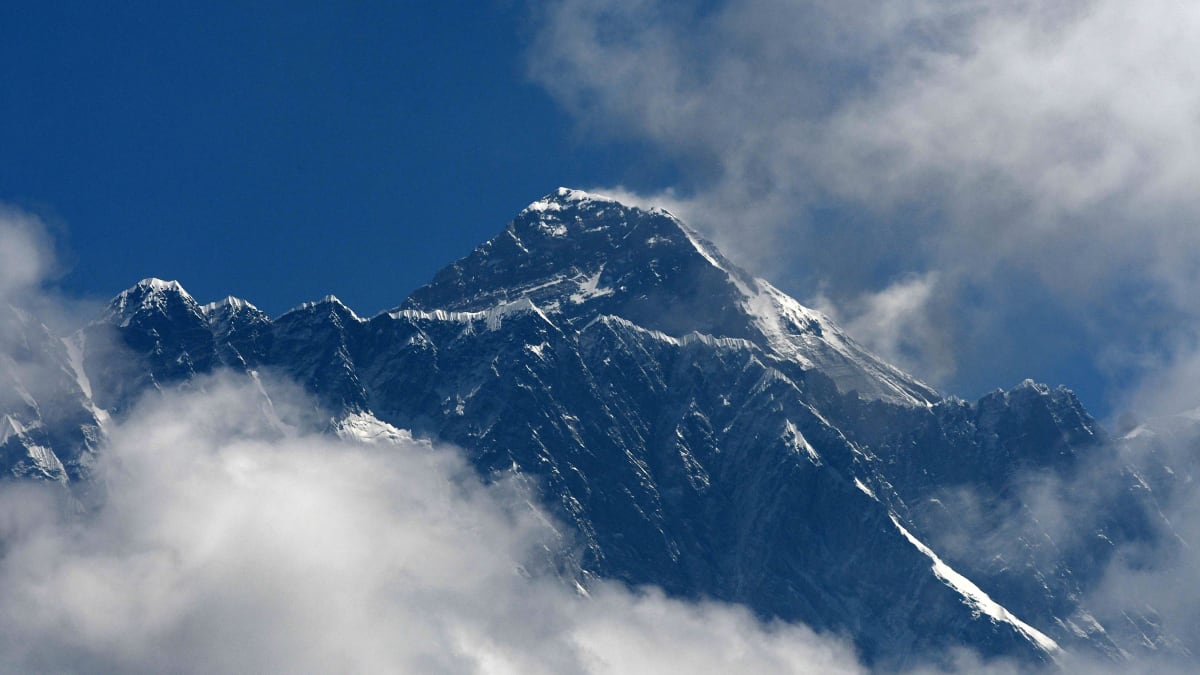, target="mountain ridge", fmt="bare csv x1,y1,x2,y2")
0,187,1178,667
